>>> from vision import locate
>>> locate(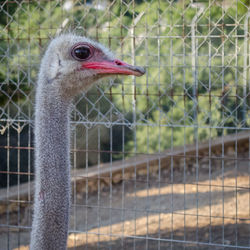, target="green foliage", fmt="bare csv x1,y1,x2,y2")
0,0,249,158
